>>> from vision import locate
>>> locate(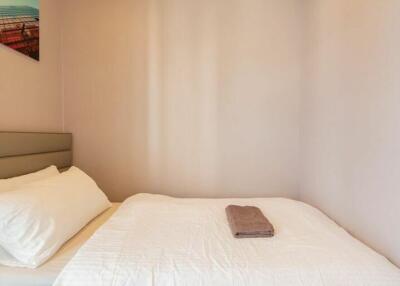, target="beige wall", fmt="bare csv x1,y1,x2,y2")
301,0,400,266
61,0,305,201
0,0,62,132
